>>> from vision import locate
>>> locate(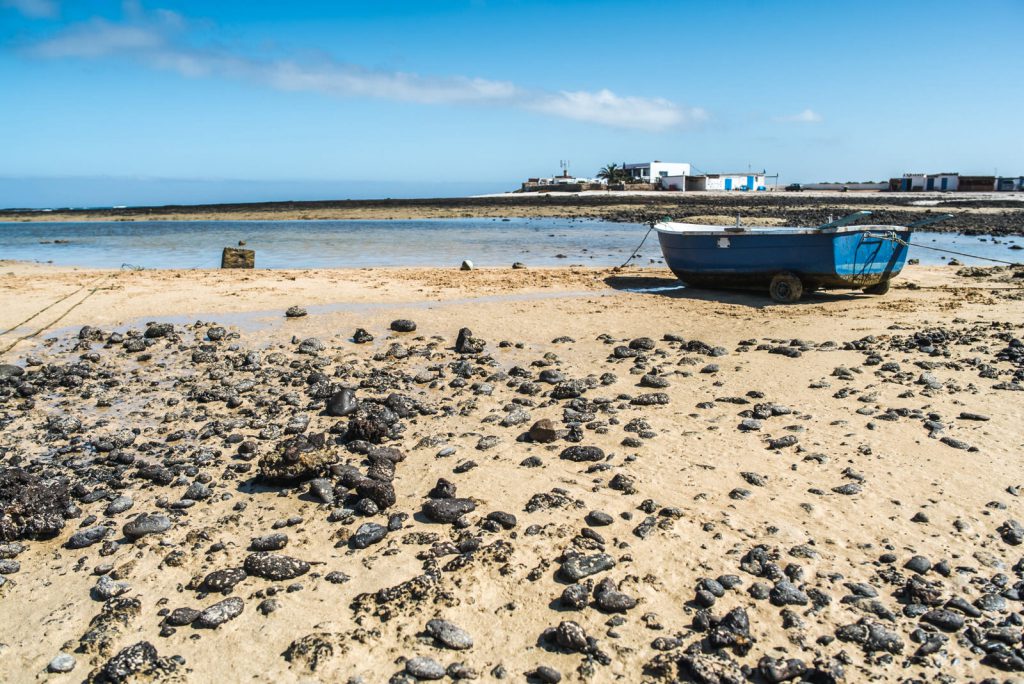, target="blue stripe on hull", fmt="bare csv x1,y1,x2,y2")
657,230,910,290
